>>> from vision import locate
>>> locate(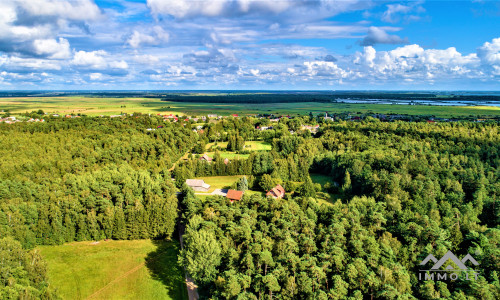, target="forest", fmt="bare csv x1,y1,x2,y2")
177,118,499,299
0,111,498,299
0,113,196,298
